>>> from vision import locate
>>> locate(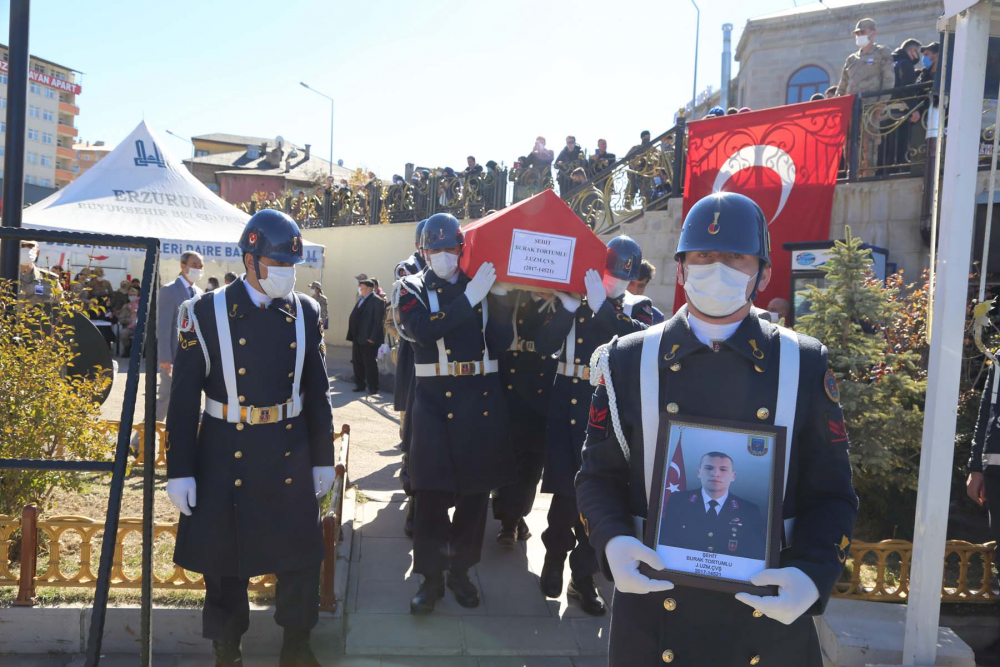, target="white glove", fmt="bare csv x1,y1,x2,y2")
312,466,337,498
166,477,197,517
490,282,509,296
584,269,606,313
605,535,675,594
464,262,496,307
734,567,820,625
555,291,581,313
